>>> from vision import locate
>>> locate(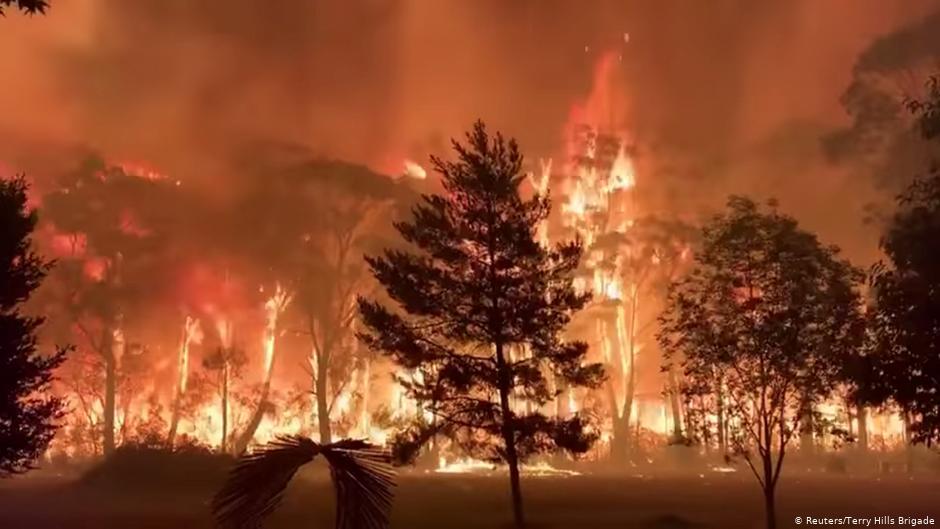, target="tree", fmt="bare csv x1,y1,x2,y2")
227,156,409,447
203,344,247,454
864,78,940,445
658,197,863,529
0,0,48,15
43,157,184,455
212,436,394,529
0,175,66,476
574,216,697,458
283,162,404,445
358,121,604,528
